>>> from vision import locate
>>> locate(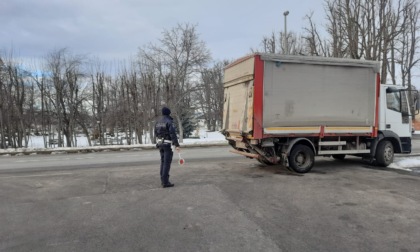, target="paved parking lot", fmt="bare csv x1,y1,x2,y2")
1,147,420,252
